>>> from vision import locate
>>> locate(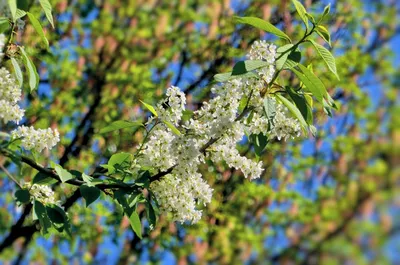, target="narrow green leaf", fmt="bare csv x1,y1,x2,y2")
286,87,313,124
292,0,308,29
7,0,17,21
250,133,268,156
139,100,158,117
263,97,276,122
128,211,142,239
145,199,157,228
15,9,26,19
39,0,54,28
10,58,23,87
54,164,73,183
234,16,291,42
33,200,51,234
318,4,331,22
232,60,269,75
214,72,232,82
275,94,308,133
214,71,258,82
163,120,181,136
80,185,101,207
316,25,331,46
20,47,39,91
292,64,327,104
26,12,49,48
0,17,10,33
99,120,143,134
309,40,339,79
